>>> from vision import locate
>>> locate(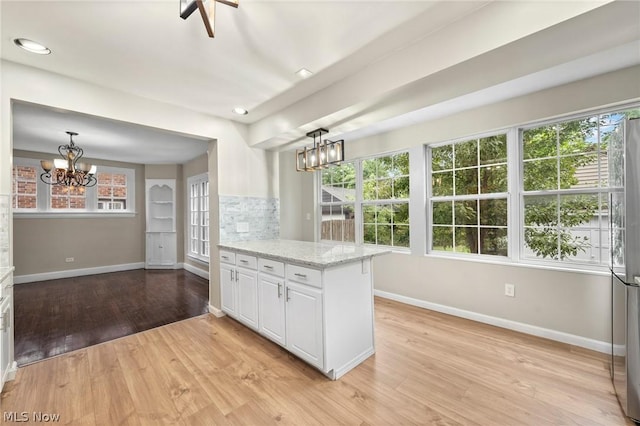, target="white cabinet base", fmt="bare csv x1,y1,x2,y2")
219,248,376,380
